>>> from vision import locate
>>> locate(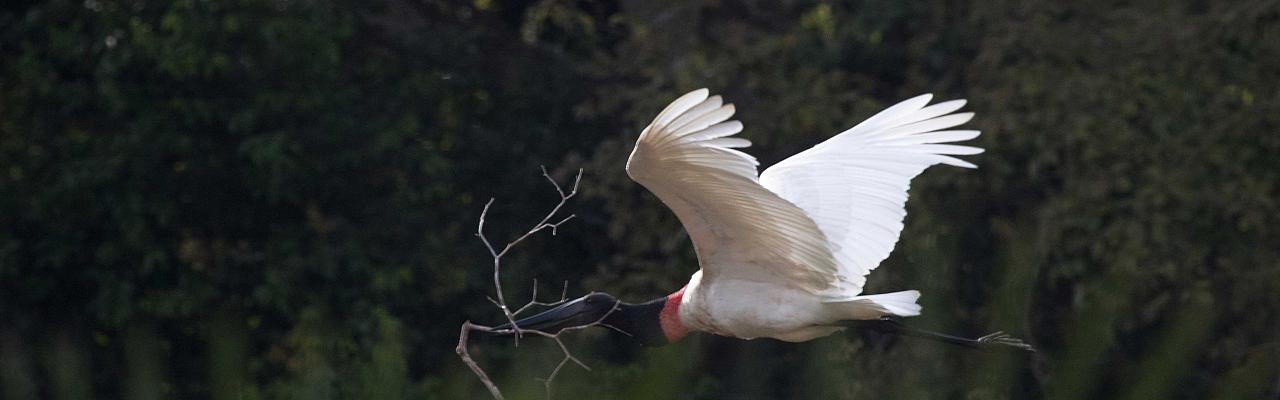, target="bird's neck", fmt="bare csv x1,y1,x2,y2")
658,286,688,342
605,287,688,346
